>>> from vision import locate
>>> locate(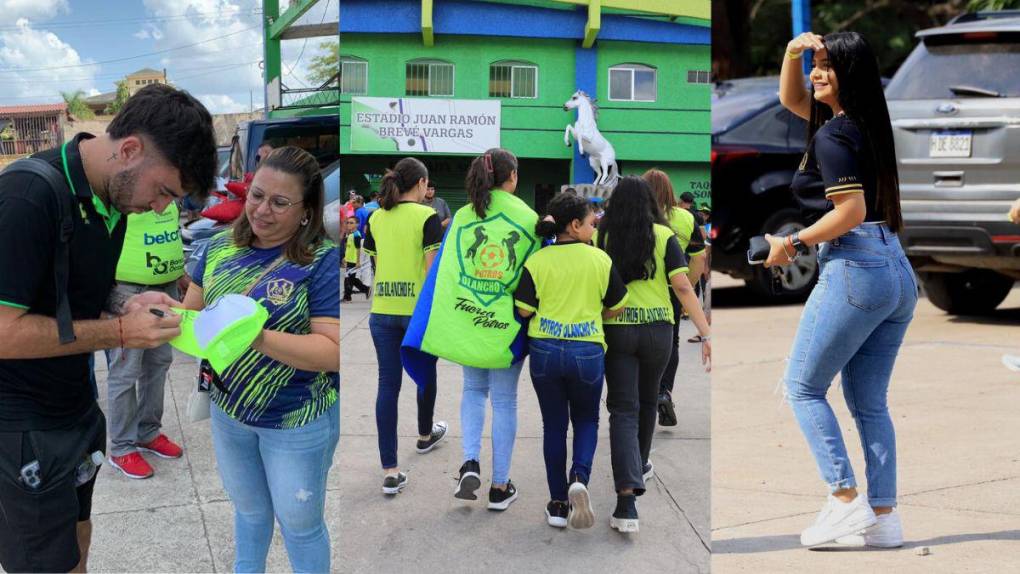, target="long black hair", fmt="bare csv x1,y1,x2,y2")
596,176,662,283
464,148,517,218
379,157,427,210
535,192,593,238
808,31,902,231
